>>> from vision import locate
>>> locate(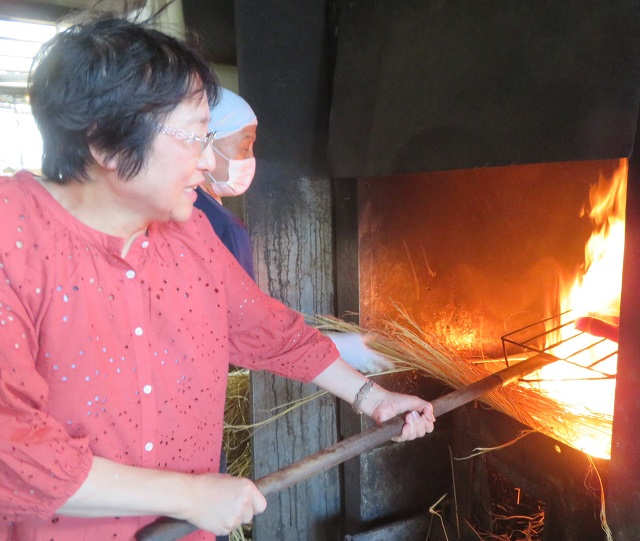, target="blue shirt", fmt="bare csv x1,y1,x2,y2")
194,187,256,280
